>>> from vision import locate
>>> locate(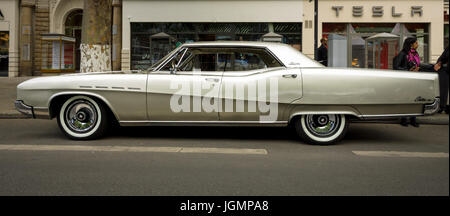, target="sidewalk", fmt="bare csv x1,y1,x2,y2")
0,77,448,124
0,77,34,119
